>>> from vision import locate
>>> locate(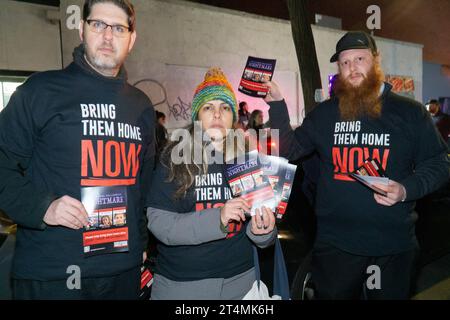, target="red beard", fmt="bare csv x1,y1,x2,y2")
333,62,385,121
